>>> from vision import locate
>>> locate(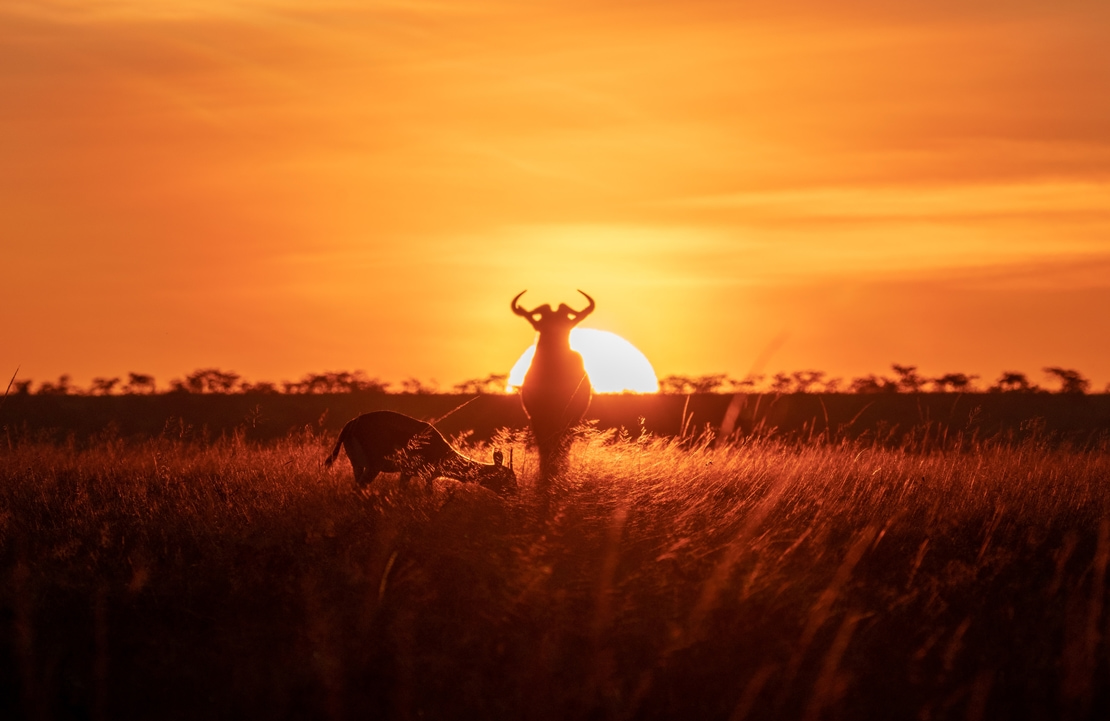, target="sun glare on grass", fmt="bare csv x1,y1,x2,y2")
507,328,659,393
